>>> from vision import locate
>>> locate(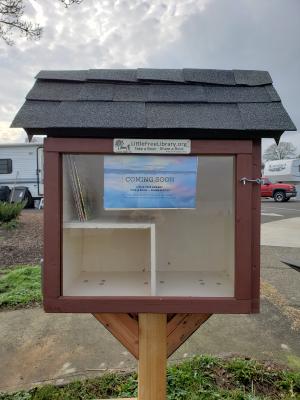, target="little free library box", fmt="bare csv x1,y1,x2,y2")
12,68,296,314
